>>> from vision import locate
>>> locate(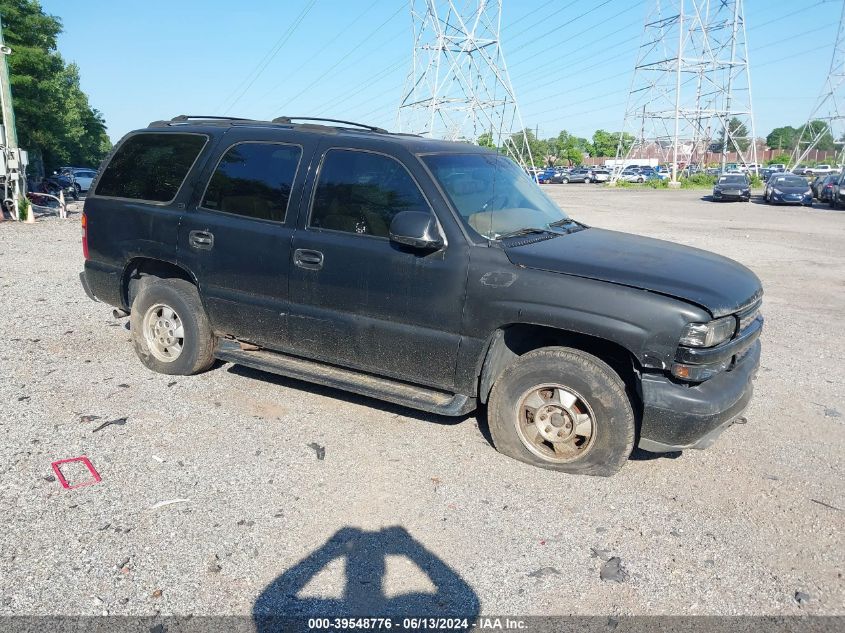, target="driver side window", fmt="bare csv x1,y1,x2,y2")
309,149,430,237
